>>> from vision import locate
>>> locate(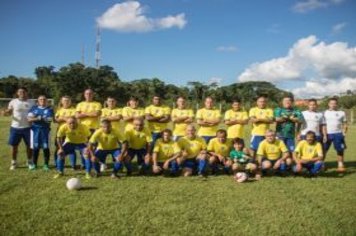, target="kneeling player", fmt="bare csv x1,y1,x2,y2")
55,117,91,178
293,131,324,177
88,120,127,178
177,125,208,177
152,129,180,176
257,130,291,176
207,129,232,175
226,138,257,176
